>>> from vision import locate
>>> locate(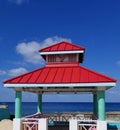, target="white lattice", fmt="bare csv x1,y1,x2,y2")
78,120,97,130
23,122,38,130
79,125,97,130
22,119,38,130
